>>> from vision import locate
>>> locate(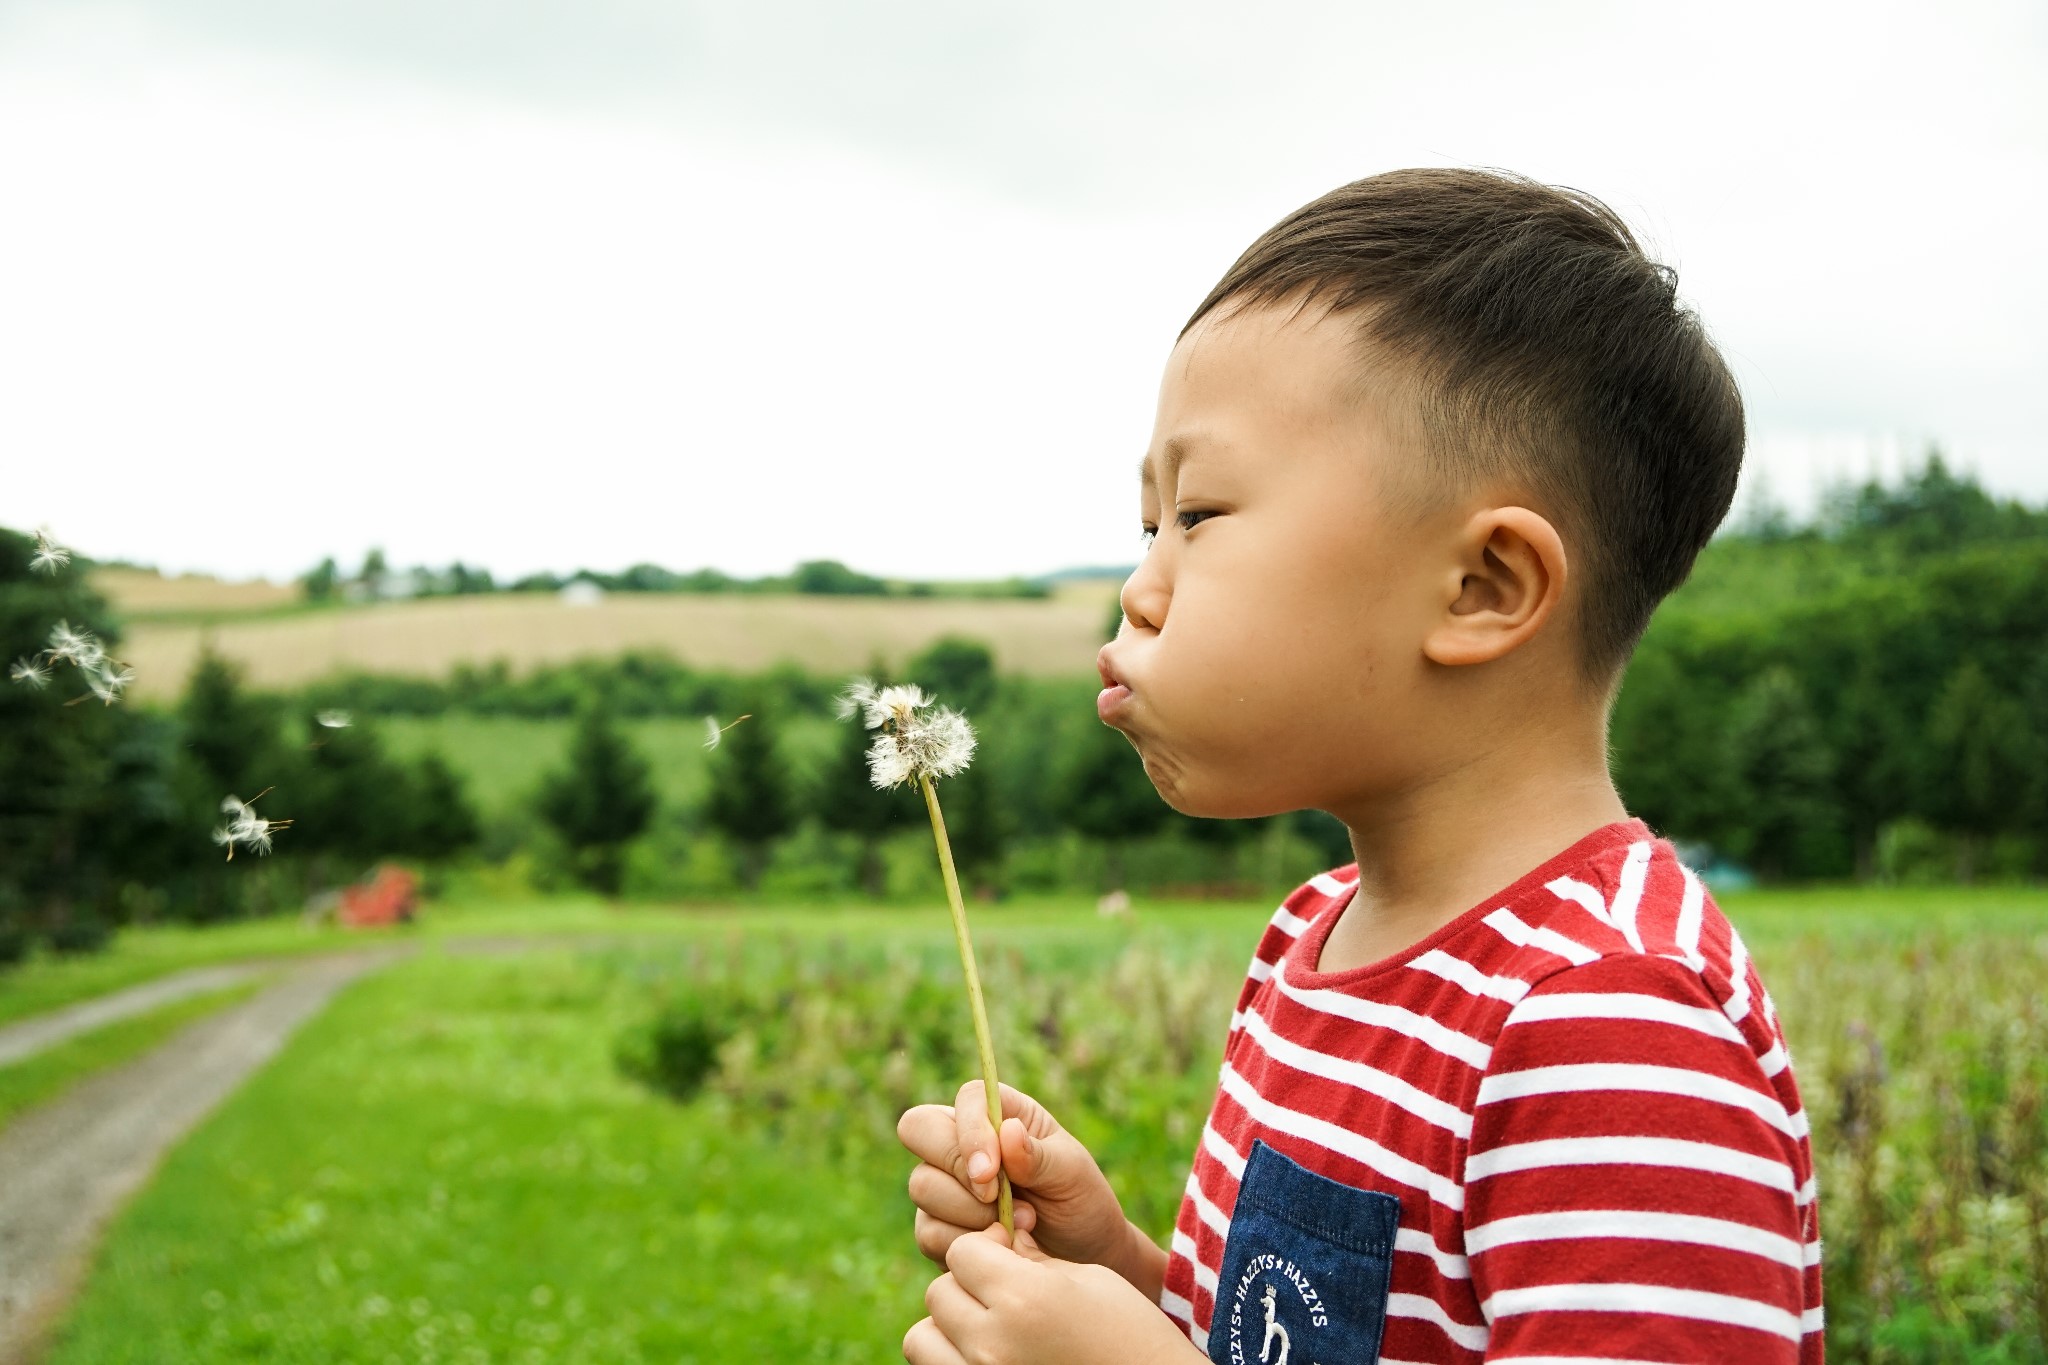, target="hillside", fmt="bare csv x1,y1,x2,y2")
109,581,1122,699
